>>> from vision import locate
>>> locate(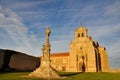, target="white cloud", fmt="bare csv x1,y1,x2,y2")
108,38,120,57
108,38,120,68
51,40,70,53
88,23,120,39
104,1,120,16
0,6,39,56
1,0,56,11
